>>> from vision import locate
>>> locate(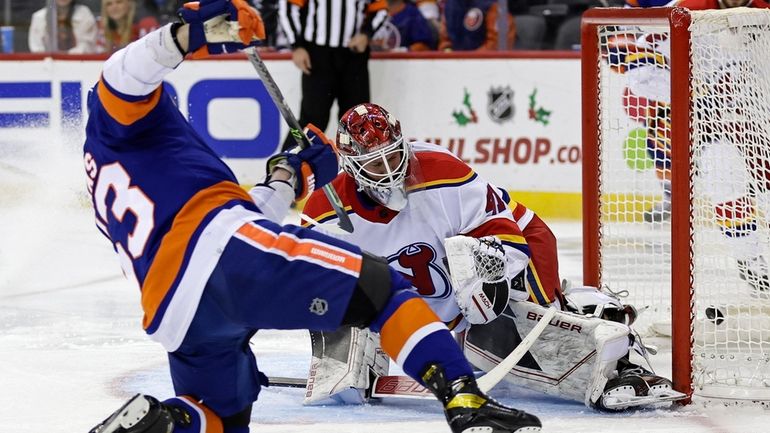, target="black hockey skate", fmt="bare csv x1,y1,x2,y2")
89,394,191,433
594,358,685,411
421,364,541,433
